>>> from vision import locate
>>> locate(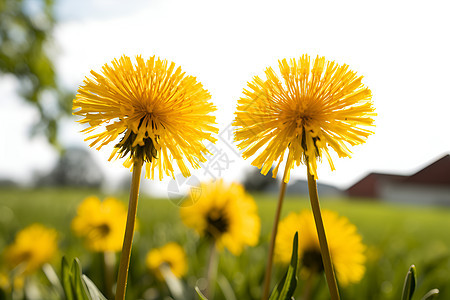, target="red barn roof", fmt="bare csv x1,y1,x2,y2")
346,154,450,198
346,173,406,198
404,155,450,185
